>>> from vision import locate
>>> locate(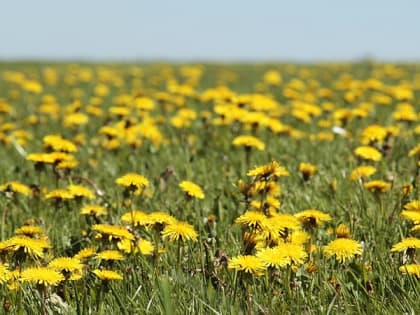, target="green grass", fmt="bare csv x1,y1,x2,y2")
0,62,419,314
